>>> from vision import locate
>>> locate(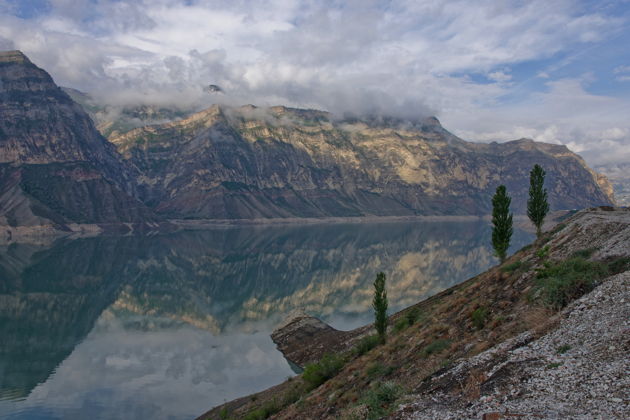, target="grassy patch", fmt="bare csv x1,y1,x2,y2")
608,256,630,274
393,317,409,333
352,335,380,357
556,344,571,355
471,306,488,330
361,381,403,420
546,362,563,369
405,307,422,325
536,245,550,259
535,257,608,310
366,362,395,380
500,261,522,273
303,353,346,390
420,339,451,358
571,248,596,259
